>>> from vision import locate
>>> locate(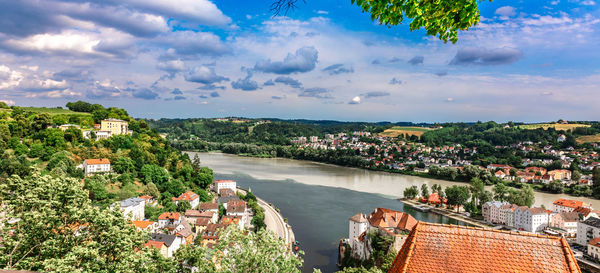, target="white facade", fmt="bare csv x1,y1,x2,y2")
483,201,508,224
213,180,237,193
83,159,111,176
577,217,600,246
115,197,145,221
348,213,369,261
515,207,550,233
